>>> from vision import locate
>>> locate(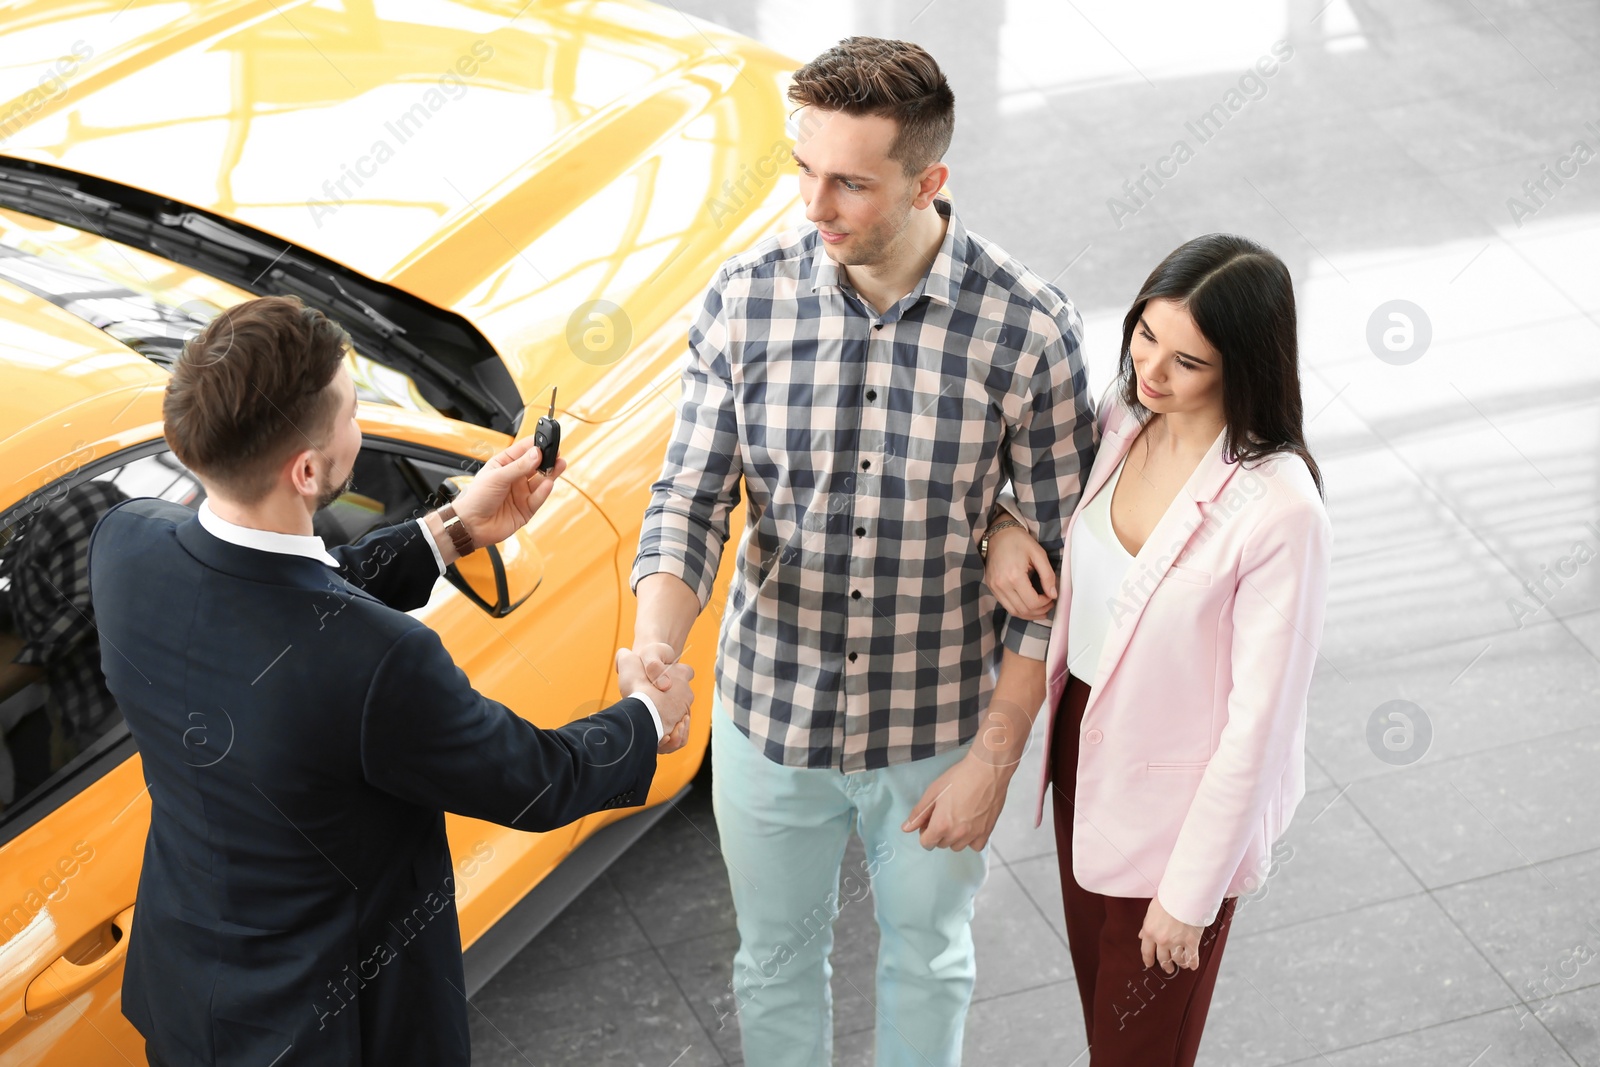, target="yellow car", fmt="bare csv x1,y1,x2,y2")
0,1,803,1062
